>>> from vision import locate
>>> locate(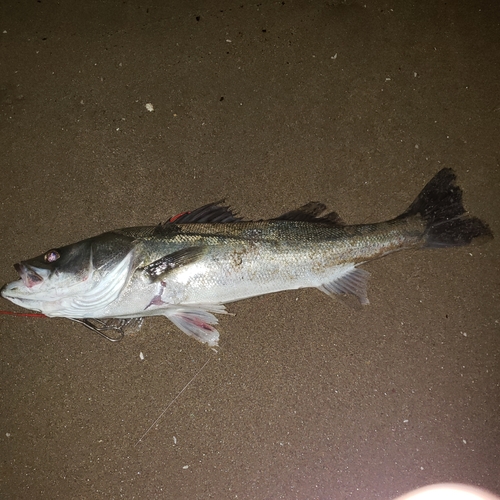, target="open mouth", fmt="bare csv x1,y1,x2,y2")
14,263,44,288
